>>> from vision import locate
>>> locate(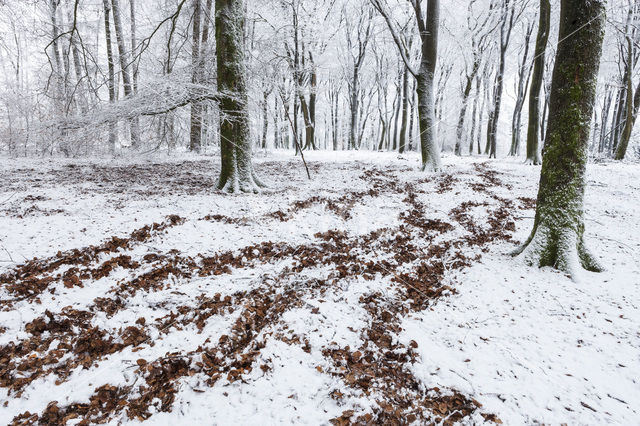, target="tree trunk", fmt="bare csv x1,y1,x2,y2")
190,0,202,152
510,22,534,157
391,73,401,151
129,0,138,93
615,19,638,161
599,85,613,153
455,60,478,156
299,95,314,150
216,0,263,192
349,67,359,151
408,86,416,151
399,66,409,154
525,0,550,164
514,0,605,278
111,0,140,147
416,58,441,171
103,0,118,152
469,74,481,155
308,57,317,150
262,90,269,148
488,0,515,159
